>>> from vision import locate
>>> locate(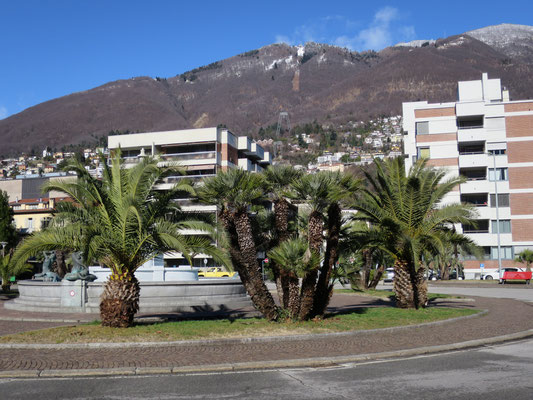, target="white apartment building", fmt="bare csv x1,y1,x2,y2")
107,127,271,268
403,73,533,274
